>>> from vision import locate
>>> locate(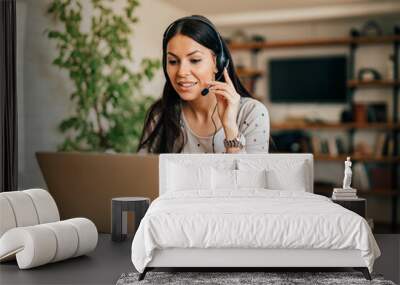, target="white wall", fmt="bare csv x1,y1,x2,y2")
16,0,187,189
